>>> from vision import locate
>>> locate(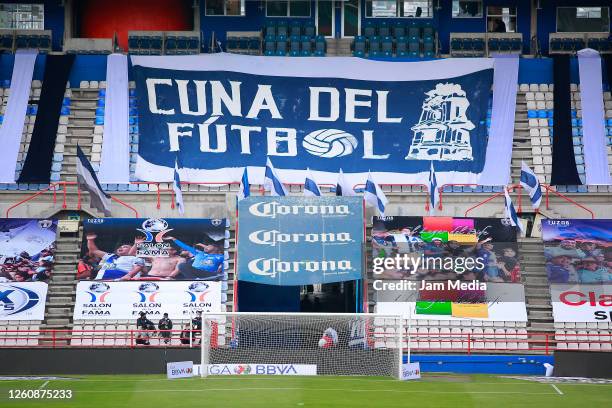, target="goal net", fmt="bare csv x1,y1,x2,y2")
200,312,406,378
